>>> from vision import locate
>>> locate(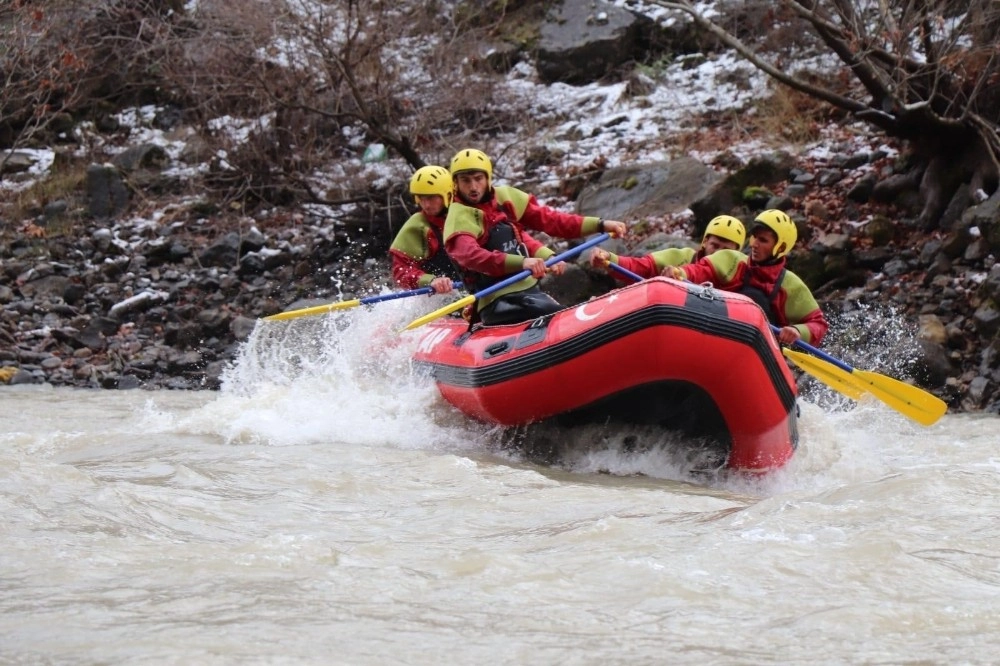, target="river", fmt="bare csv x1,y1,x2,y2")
2,300,997,664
